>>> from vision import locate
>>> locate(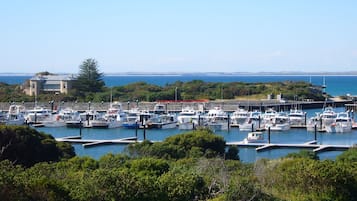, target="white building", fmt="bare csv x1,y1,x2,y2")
23,74,76,96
